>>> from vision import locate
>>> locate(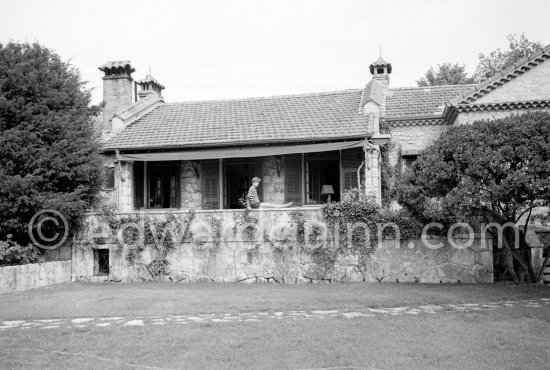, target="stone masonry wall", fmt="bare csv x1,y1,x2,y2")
474,60,550,104
388,124,449,166
74,209,493,284
118,161,134,212
181,161,202,209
